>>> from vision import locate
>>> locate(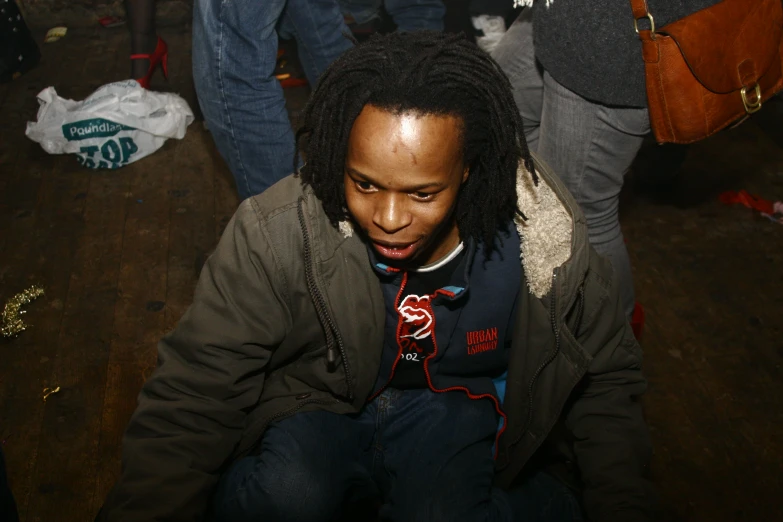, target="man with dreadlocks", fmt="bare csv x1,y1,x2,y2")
98,32,656,522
